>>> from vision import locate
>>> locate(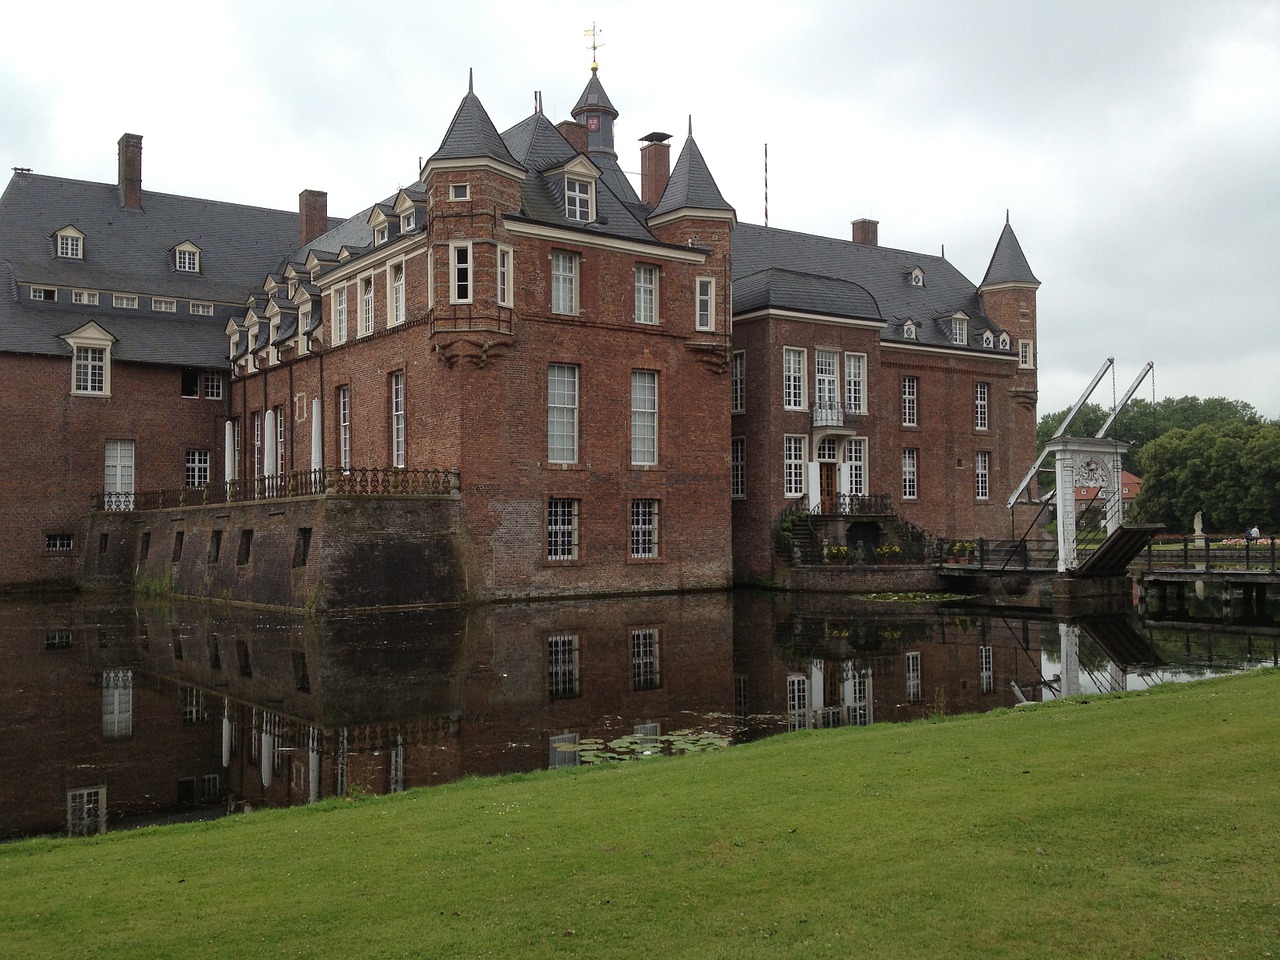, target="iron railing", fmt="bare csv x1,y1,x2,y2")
93,466,461,512
1142,534,1279,574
